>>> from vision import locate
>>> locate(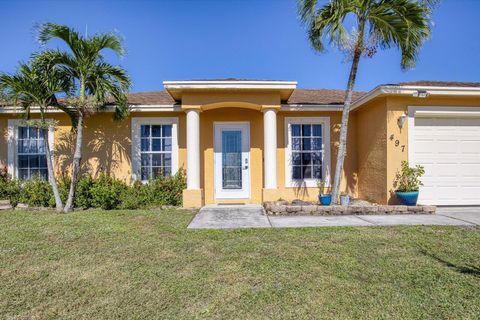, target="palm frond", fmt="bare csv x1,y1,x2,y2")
89,33,126,57
37,23,82,57
367,0,431,69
